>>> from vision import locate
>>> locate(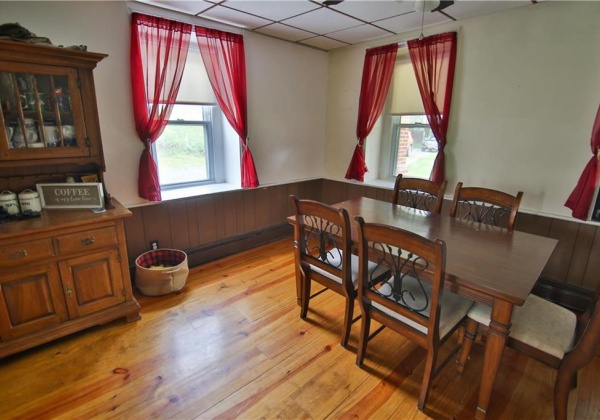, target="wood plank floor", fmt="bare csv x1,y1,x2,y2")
1,238,599,419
